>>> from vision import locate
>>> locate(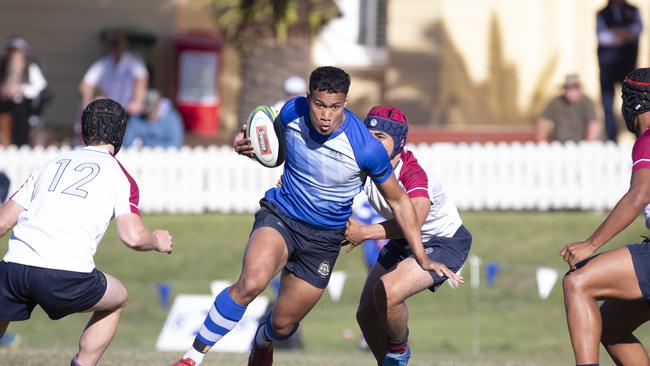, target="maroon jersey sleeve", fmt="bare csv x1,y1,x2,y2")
633,130,650,173
113,156,141,216
398,150,430,199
